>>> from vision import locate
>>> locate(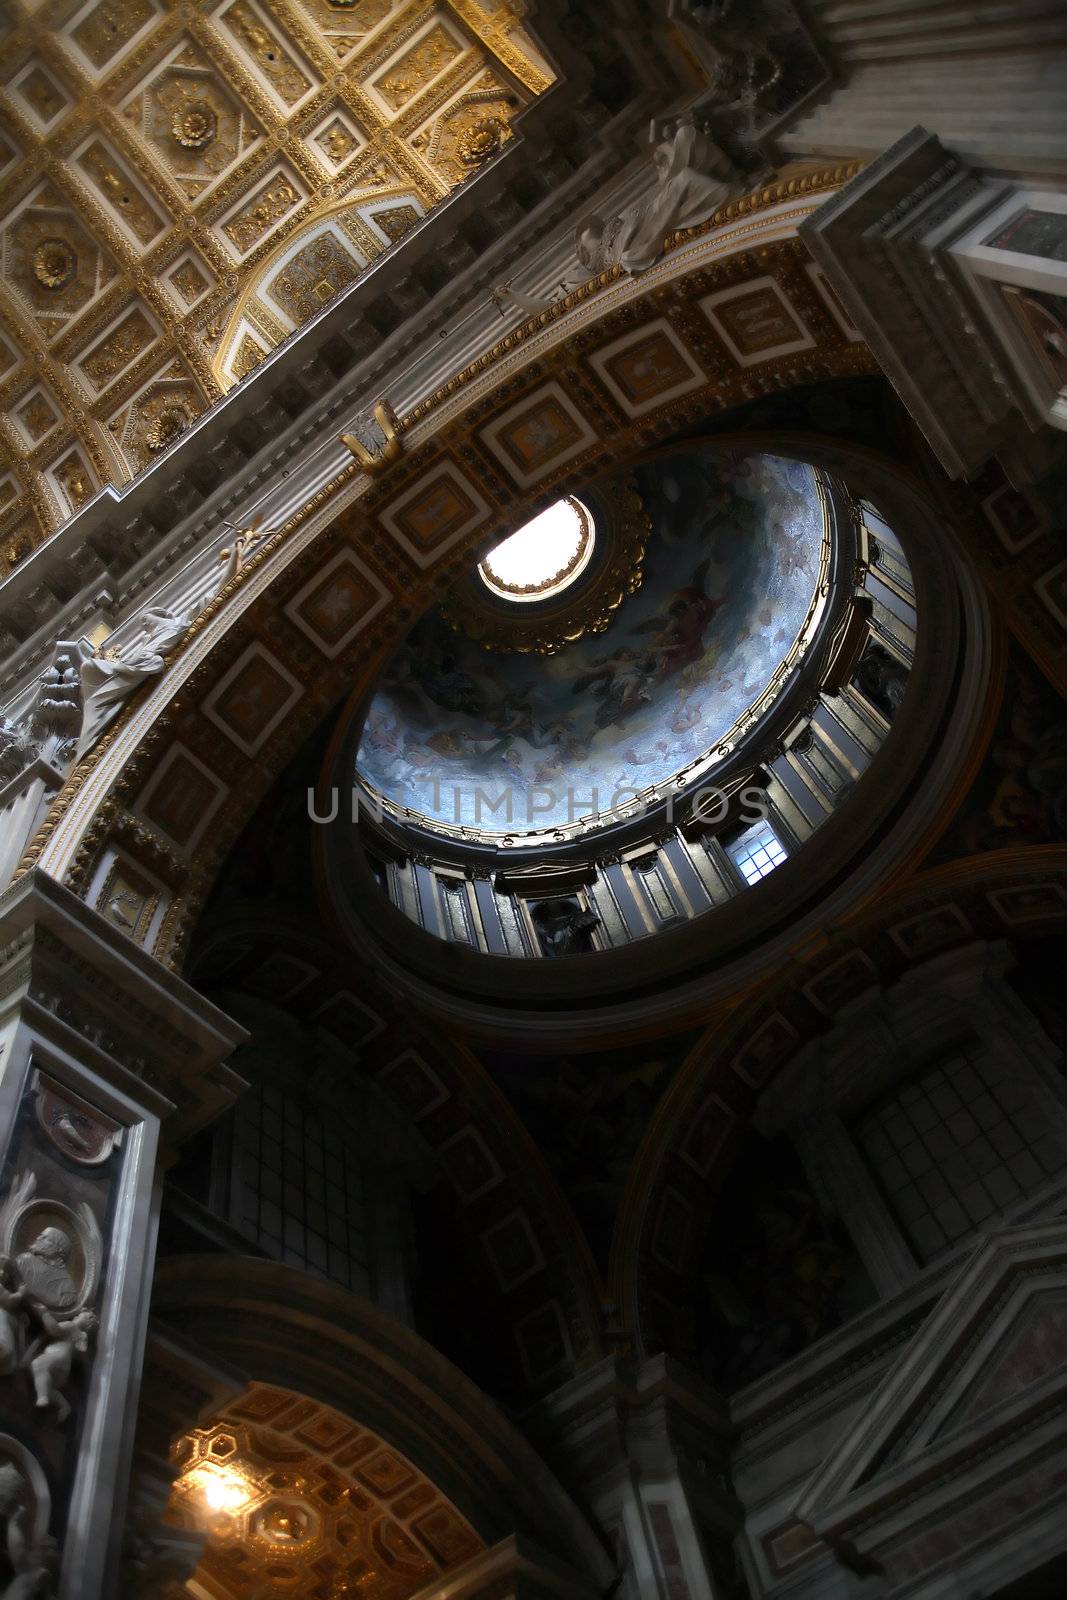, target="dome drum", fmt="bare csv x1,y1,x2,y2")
309,442,973,1033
